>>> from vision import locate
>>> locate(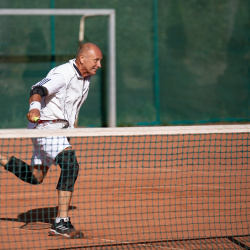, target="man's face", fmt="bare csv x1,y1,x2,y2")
81,49,102,76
